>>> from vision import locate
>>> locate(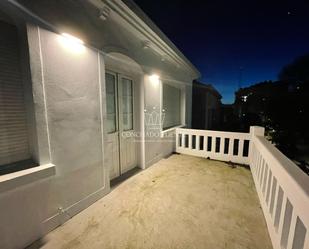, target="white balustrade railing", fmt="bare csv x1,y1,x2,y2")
176,128,251,164
175,126,309,249
250,127,309,249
